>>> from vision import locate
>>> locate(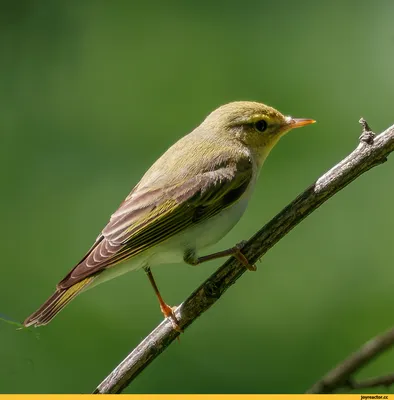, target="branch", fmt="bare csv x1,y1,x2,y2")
347,372,394,390
307,326,394,393
93,119,394,394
